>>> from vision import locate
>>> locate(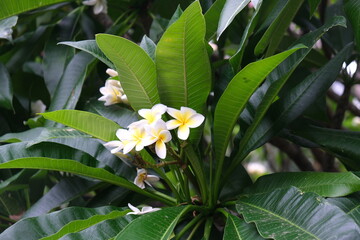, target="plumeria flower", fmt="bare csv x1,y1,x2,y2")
103,139,124,154
134,168,160,189
31,100,46,116
106,68,118,77
166,107,205,140
145,119,172,159
98,79,128,106
126,203,160,215
82,0,107,15
117,128,154,154
128,104,167,129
